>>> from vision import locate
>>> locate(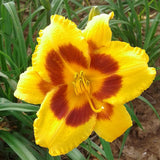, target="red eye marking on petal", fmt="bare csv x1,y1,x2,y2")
66,102,94,127
97,103,113,120
39,80,52,94
59,44,88,68
87,40,98,50
50,85,68,119
90,54,119,74
46,50,64,85
93,75,122,100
